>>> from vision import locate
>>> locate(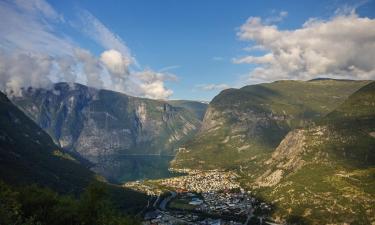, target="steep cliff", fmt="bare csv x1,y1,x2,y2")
173,79,370,170
0,91,94,194
11,83,203,160
0,90,150,212
167,100,208,121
